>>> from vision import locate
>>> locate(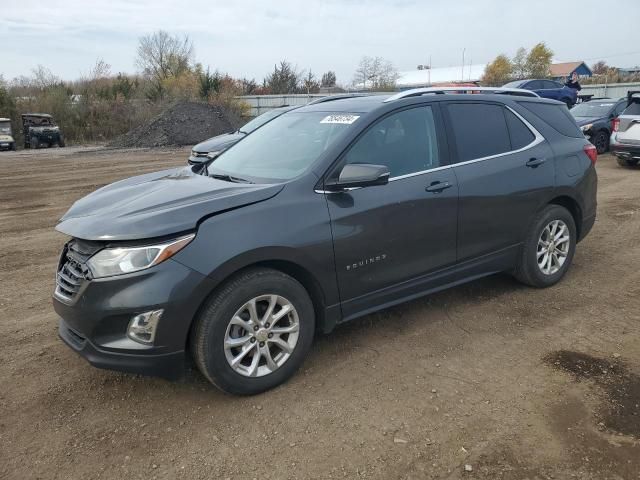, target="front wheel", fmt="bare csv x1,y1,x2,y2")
593,130,609,154
514,205,576,288
191,268,315,395
30,136,39,149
